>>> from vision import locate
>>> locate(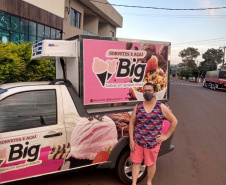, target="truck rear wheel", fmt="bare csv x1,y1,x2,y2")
116,149,147,185
210,83,214,90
